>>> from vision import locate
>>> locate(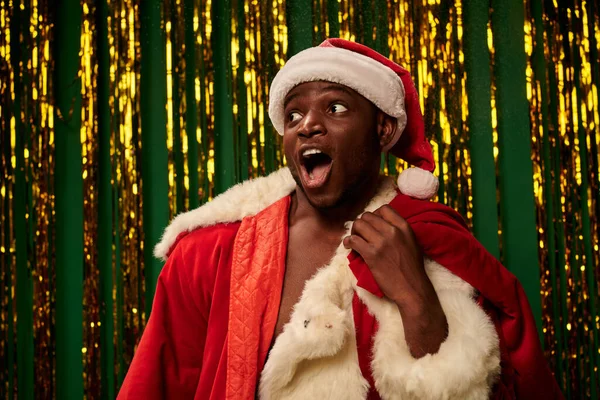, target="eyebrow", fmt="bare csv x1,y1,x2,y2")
283,83,355,109
283,92,300,109
320,84,355,97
